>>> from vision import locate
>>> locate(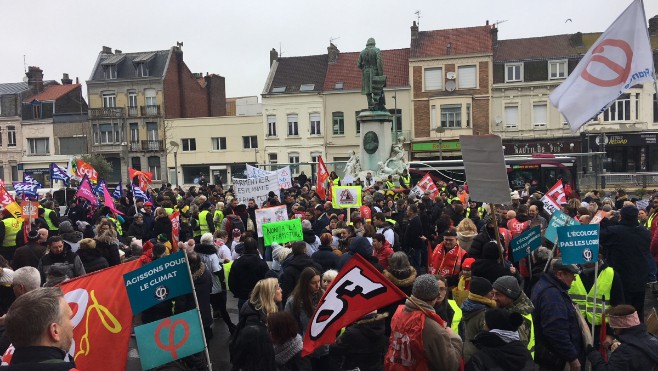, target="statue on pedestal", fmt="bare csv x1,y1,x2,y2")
343,150,362,178
358,38,386,111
